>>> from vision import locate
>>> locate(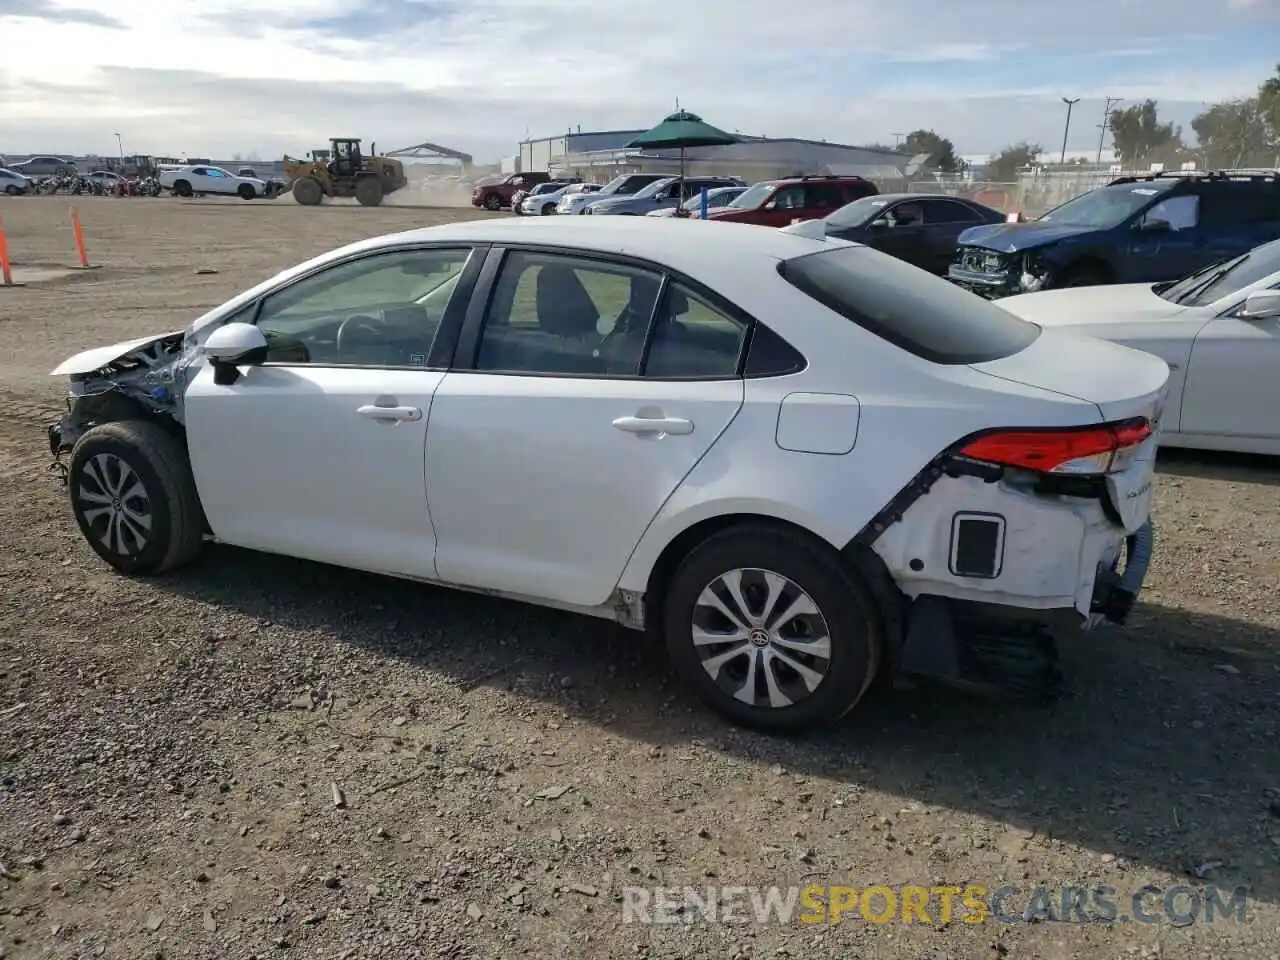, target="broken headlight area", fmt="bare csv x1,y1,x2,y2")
1017,251,1052,293
48,332,203,475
